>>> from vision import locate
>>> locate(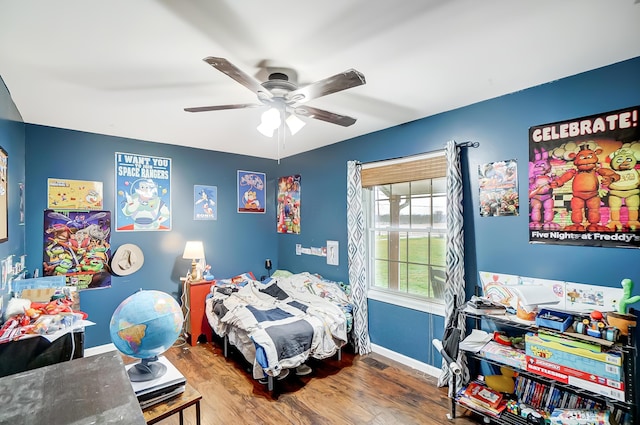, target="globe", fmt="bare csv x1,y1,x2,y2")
110,289,184,381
